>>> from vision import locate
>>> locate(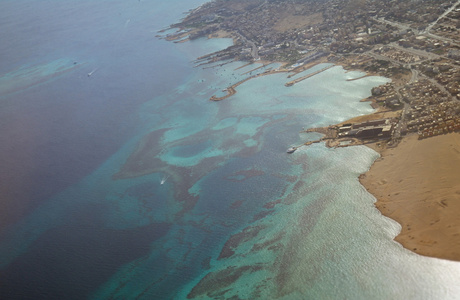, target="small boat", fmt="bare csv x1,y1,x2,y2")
286,147,296,154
